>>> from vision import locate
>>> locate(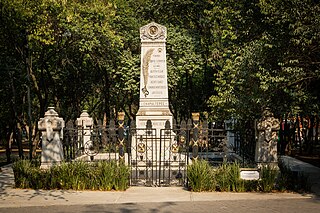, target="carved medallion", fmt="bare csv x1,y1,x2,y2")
140,22,166,40
149,25,158,35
